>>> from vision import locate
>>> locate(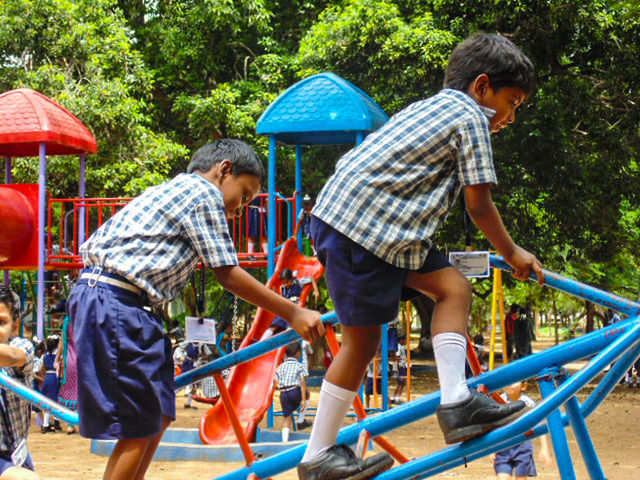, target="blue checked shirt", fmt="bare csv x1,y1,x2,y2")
0,337,34,452
313,89,497,269
275,357,305,389
81,173,238,304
